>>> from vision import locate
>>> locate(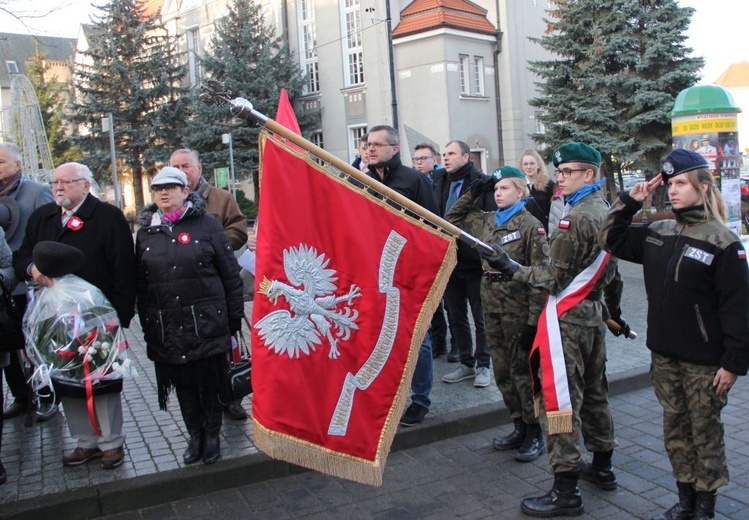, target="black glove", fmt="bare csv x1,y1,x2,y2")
469,175,497,197
229,318,242,336
607,314,631,338
520,324,537,351
481,244,520,277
